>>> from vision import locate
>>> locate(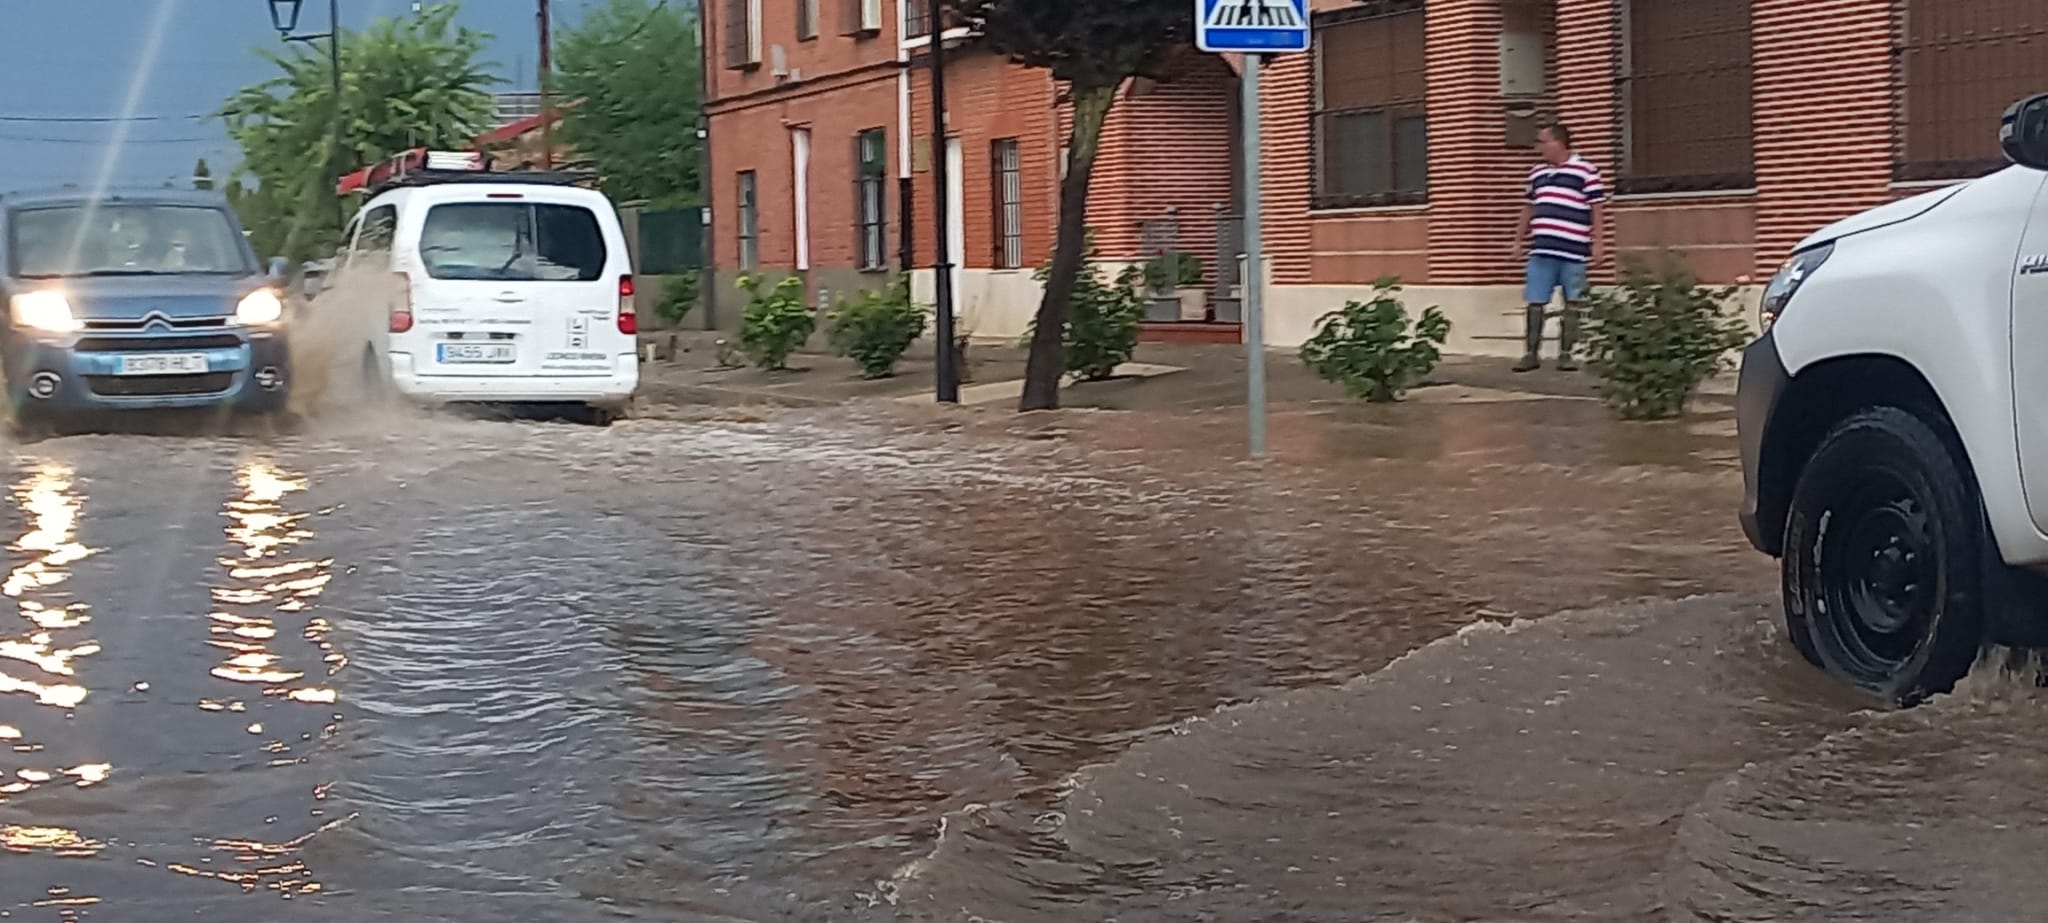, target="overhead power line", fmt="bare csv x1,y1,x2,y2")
0,113,210,123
